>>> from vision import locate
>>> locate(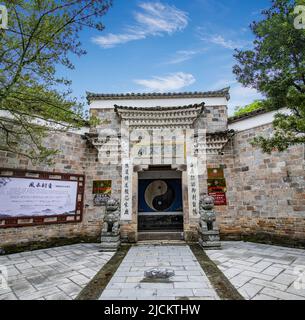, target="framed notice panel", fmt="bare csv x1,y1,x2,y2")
0,168,85,228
